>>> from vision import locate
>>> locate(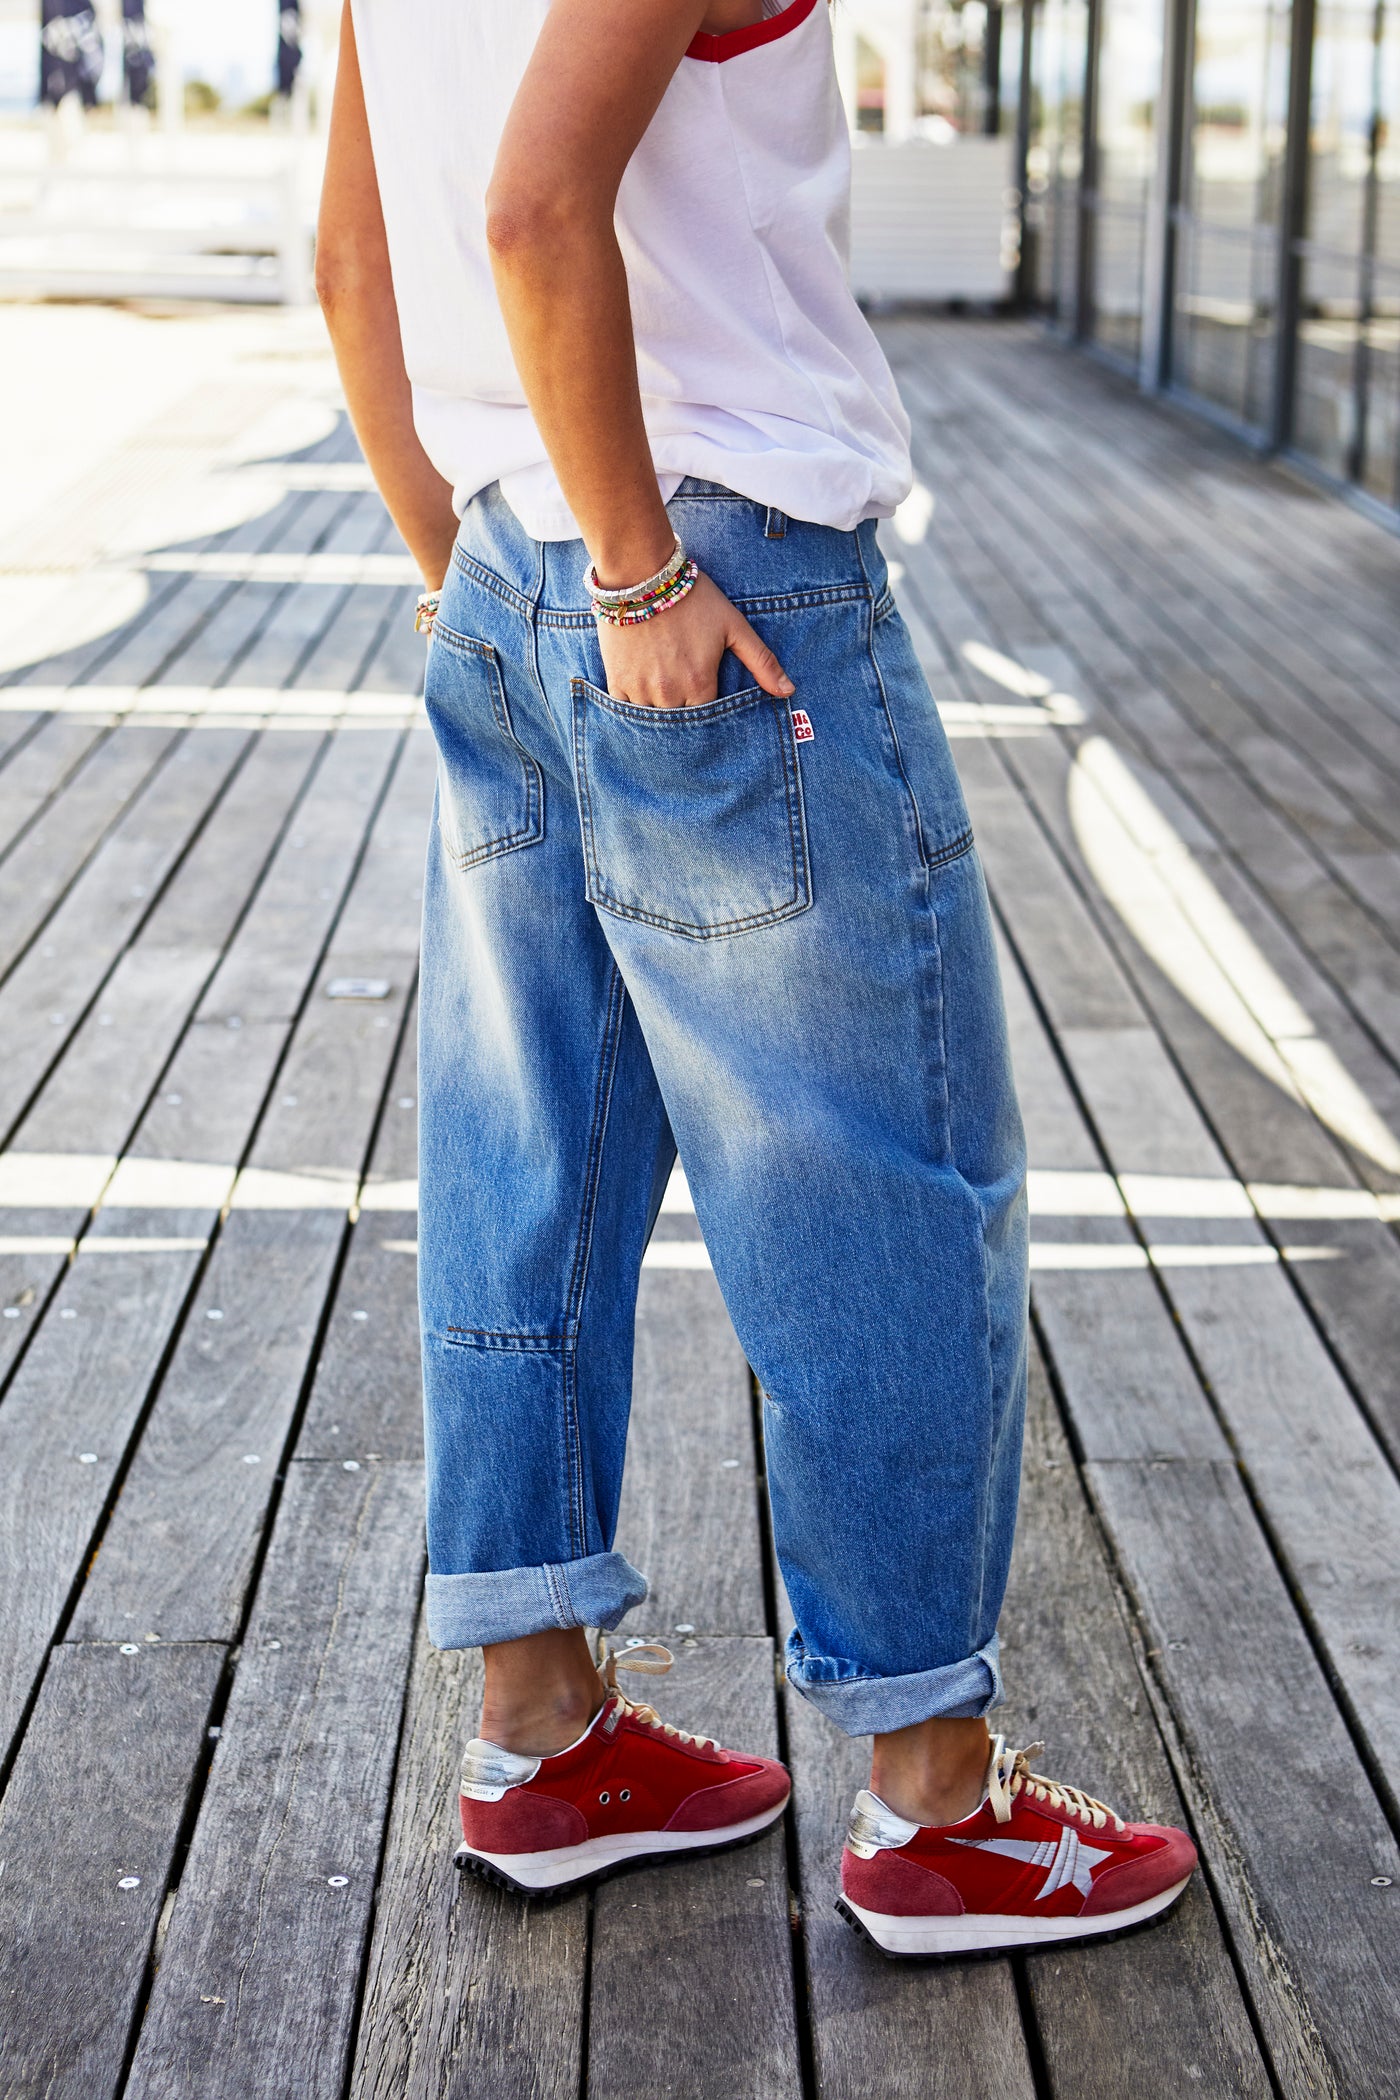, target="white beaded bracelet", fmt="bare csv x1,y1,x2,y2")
584,536,687,611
